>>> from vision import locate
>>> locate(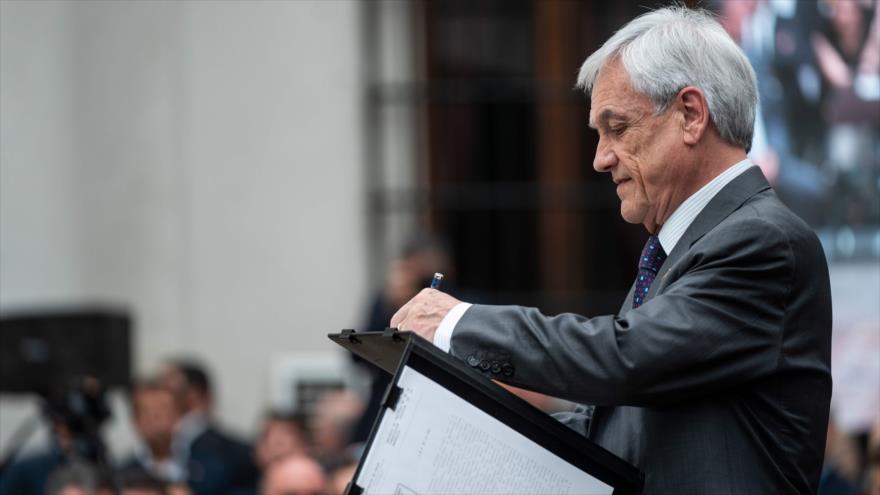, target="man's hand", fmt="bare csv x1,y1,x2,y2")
390,288,461,343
